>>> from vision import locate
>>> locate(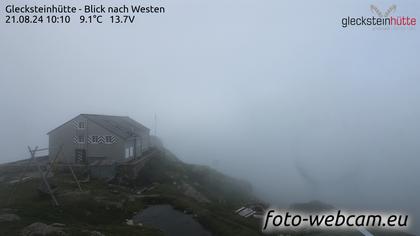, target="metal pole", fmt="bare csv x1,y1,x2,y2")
154,113,157,136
